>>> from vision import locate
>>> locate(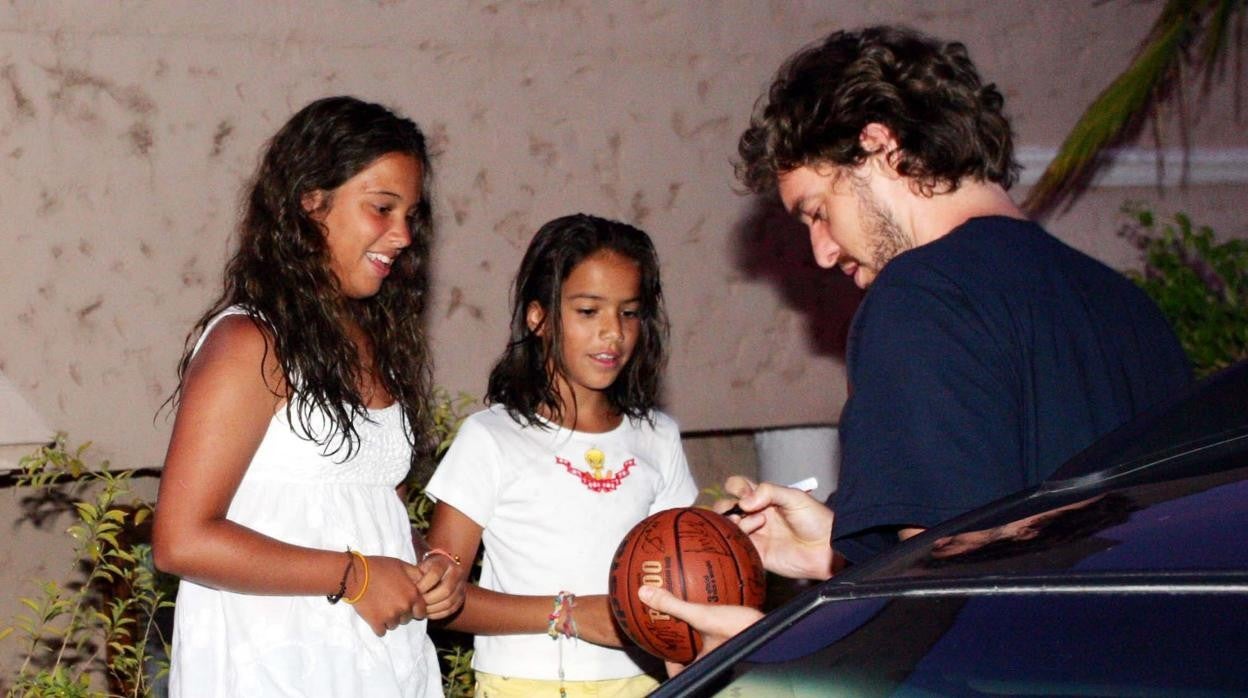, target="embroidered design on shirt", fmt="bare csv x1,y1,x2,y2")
585,447,611,480
556,449,634,492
